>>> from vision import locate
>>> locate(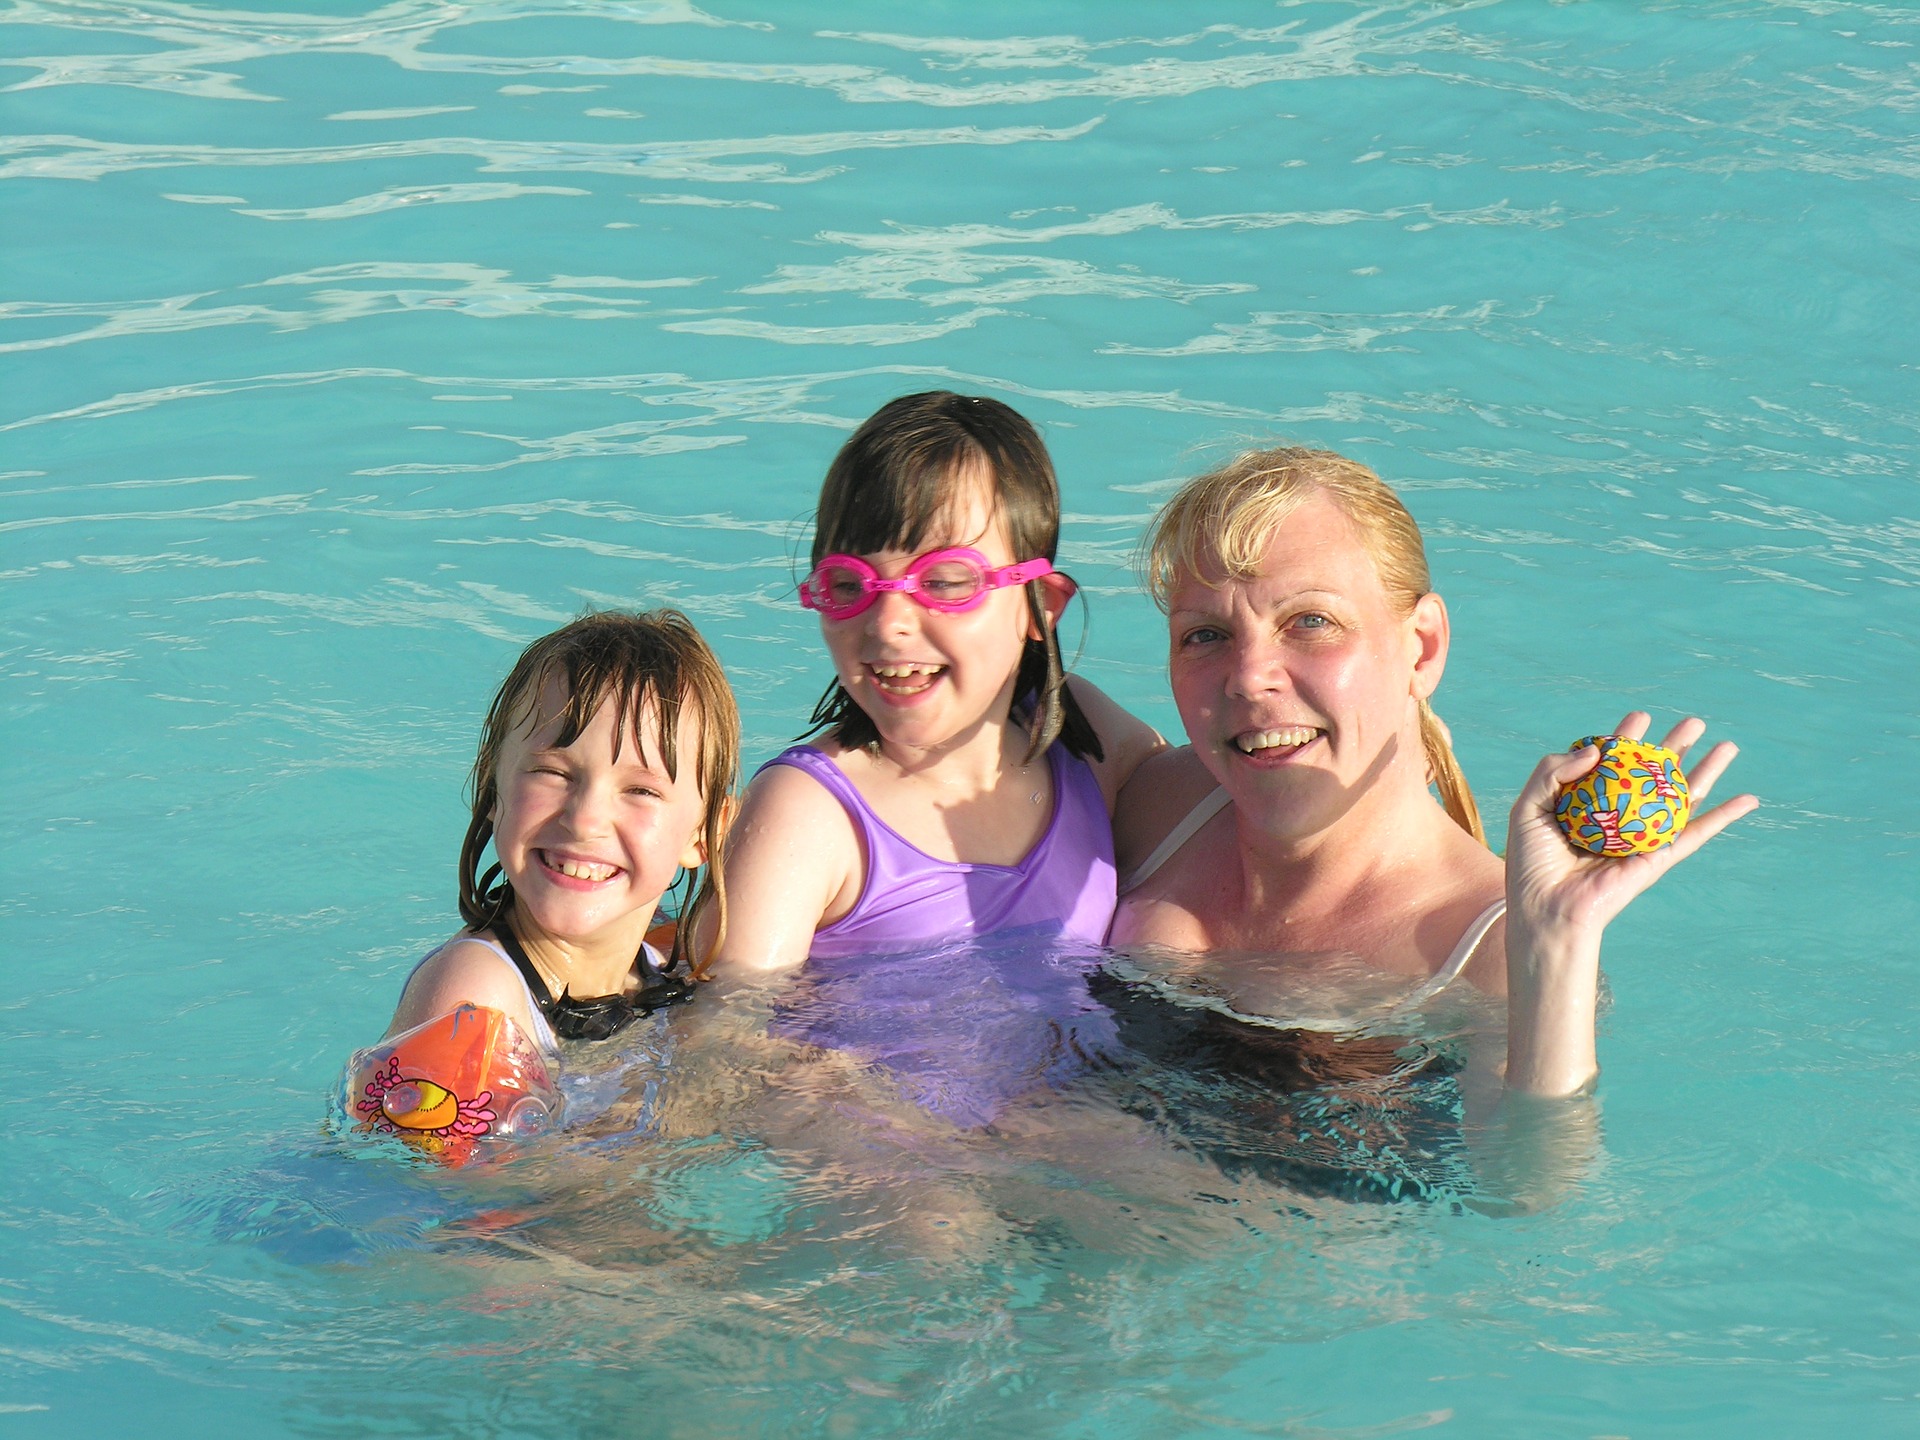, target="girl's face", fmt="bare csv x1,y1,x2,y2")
819,467,1045,756
1165,489,1446,837
491,676,708,952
